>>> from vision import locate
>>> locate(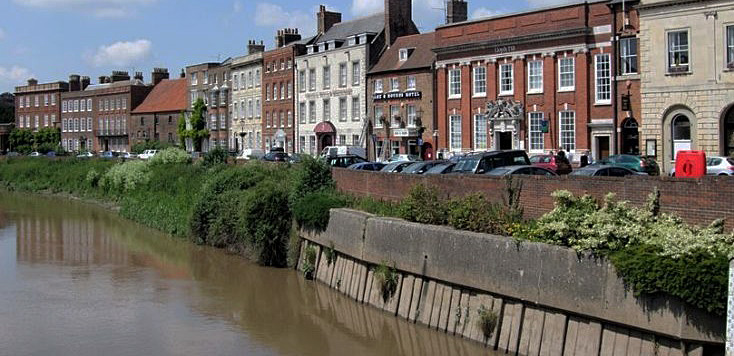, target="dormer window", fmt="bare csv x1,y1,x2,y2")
399,49,409,61
348,36,356,46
